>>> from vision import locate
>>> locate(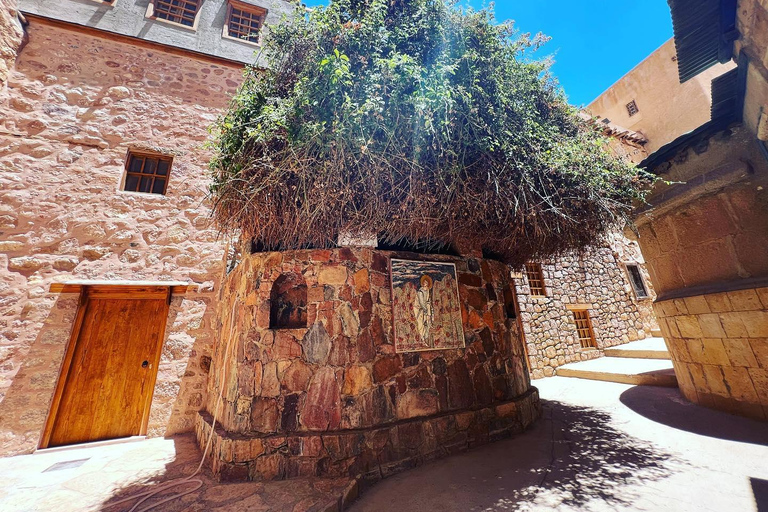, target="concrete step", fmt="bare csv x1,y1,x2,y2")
555,356,678,387
603,337,670,360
